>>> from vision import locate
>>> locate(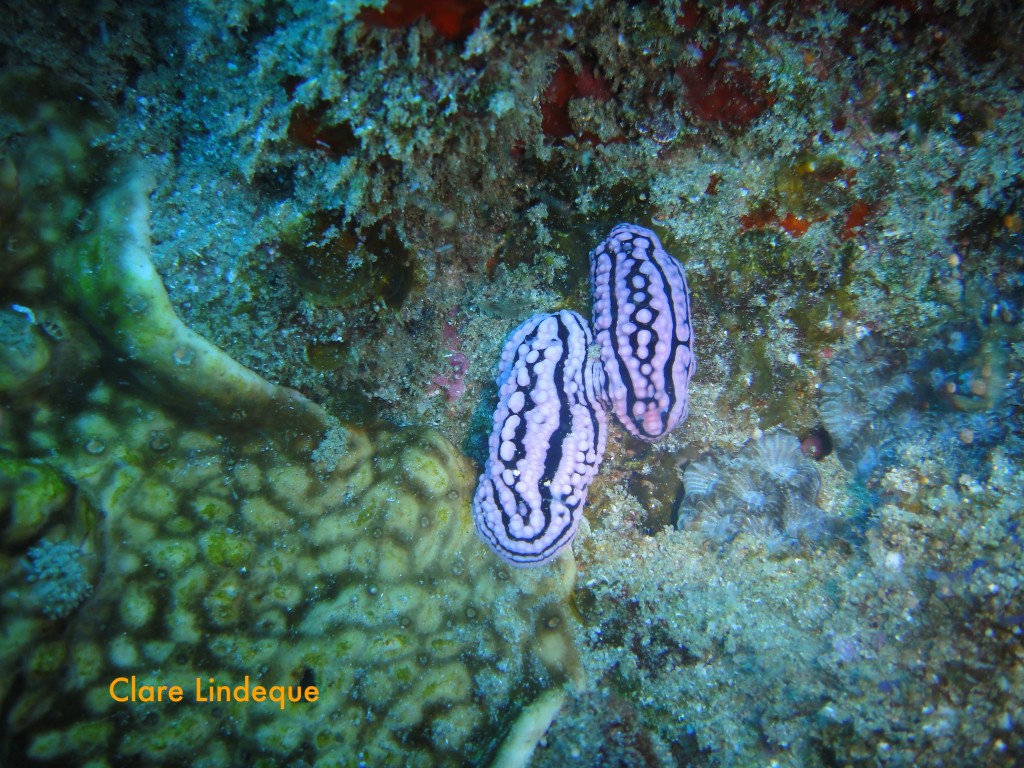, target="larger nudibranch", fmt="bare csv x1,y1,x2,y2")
590,223,696,441
472,310,608,566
